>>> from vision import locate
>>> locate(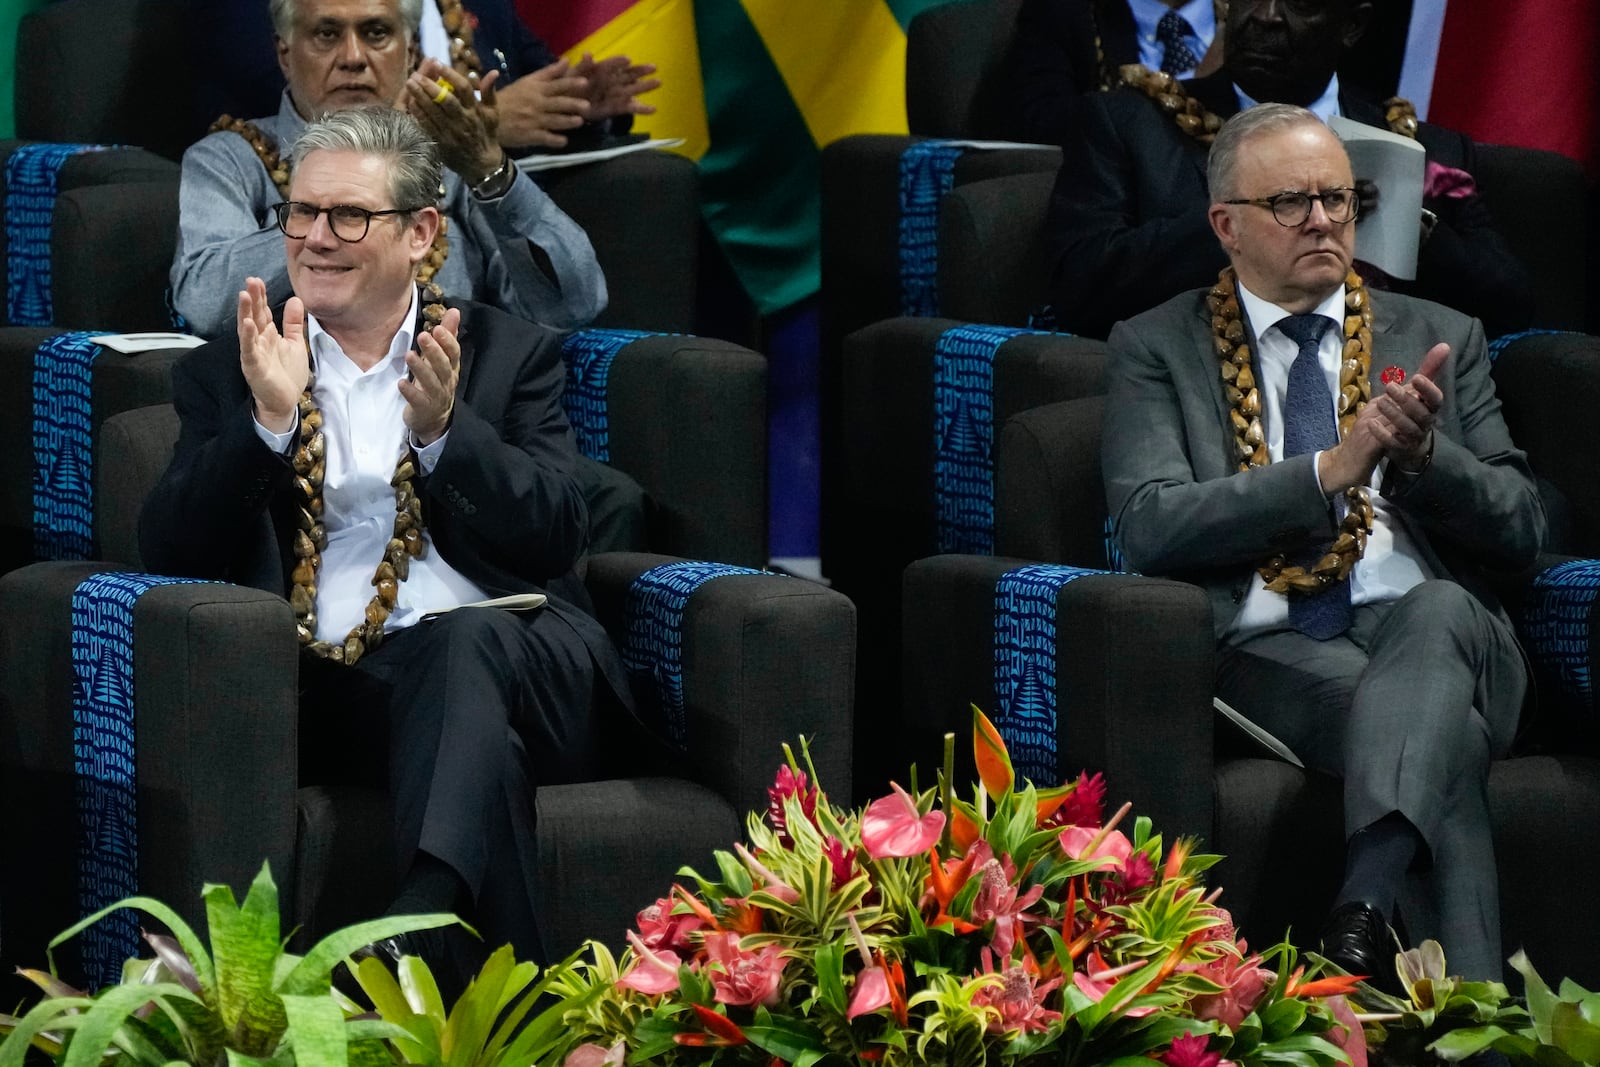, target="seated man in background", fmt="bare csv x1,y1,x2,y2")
173,0,607,339
144,107,631,988
1102,103,1543,983
1044,0,1533,339
1008,0,1221,148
